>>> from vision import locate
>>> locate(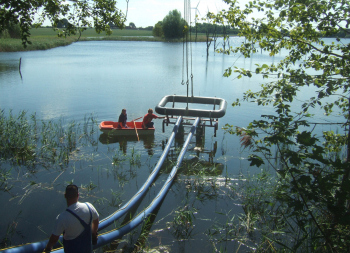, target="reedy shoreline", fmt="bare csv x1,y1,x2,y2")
0,28,209,52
